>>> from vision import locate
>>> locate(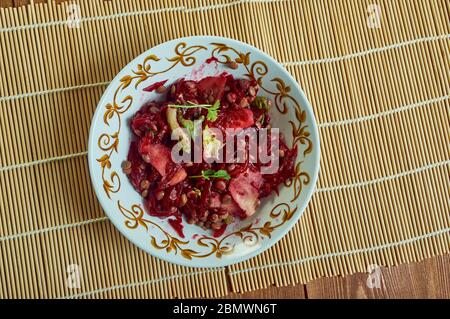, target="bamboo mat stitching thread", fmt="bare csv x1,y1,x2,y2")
317,94,450,128
316,159,450,192
1,159,449,243
0,0,286,33
0,82,110,103
47,225,450,297
0,91,450,172
60,268,224,299
283,34,450,66
0,34,448,102
1,94,448,172
229,226,450,275
0,217,108,242
0,151,88,173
